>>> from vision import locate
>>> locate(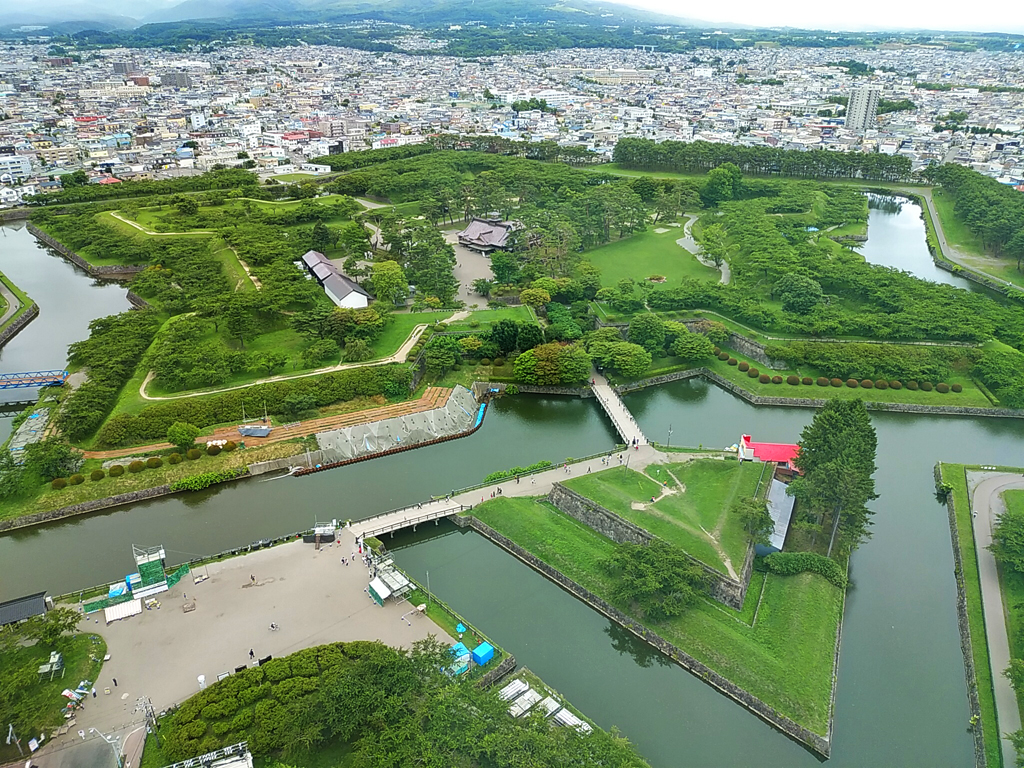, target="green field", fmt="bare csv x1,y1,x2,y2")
467,496,843,736
130,194,360,233
1002,488,1024,737
930,190,1024,290
0,269,33,334
586,225,720,287
563,460,762,575
939,463,1002,768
